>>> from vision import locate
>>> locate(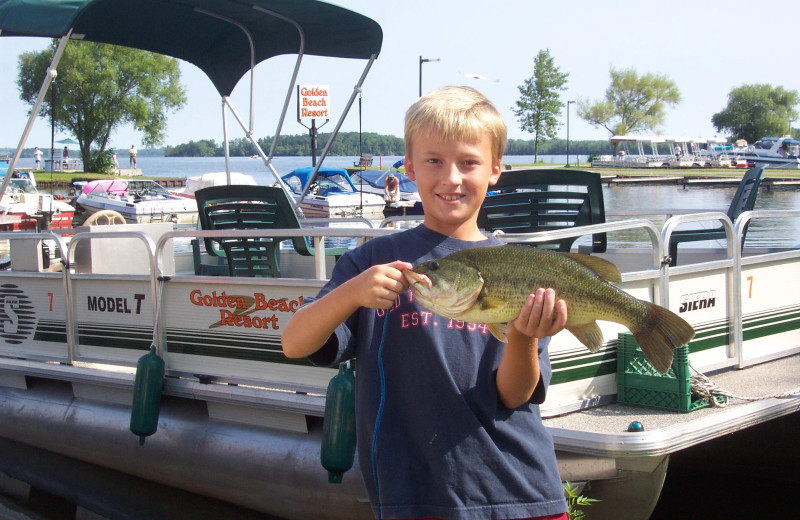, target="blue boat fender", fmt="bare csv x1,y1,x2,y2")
129,345,165,445
320,362,357,483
